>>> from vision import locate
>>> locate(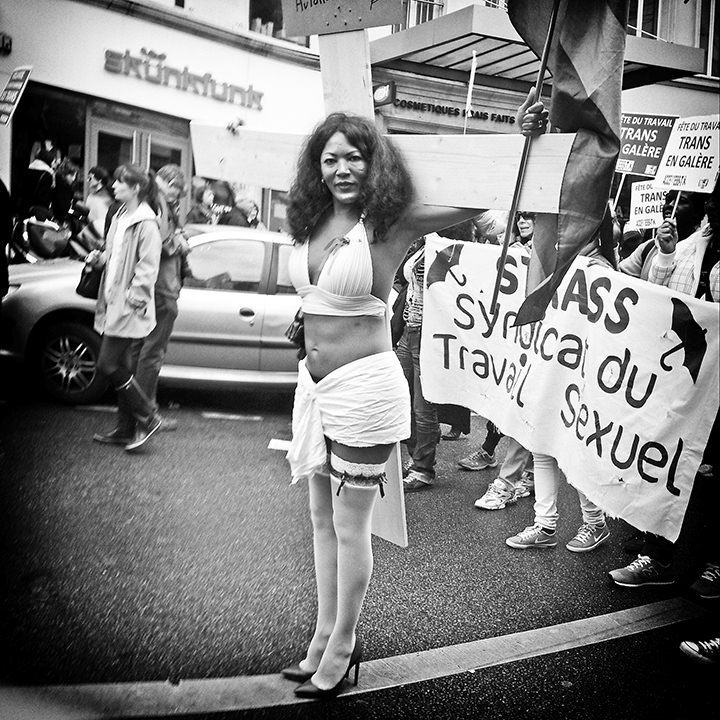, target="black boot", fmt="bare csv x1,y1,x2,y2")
93,425,135,445
93,397,135,445
115,376,162,452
